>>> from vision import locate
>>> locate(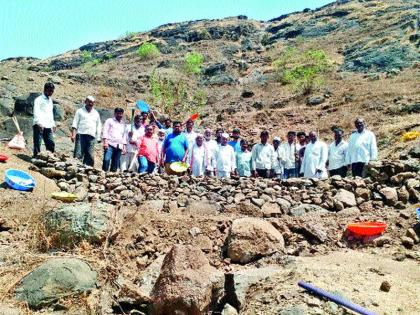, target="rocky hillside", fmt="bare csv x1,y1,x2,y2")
0,1,420,314
0,0,419,157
